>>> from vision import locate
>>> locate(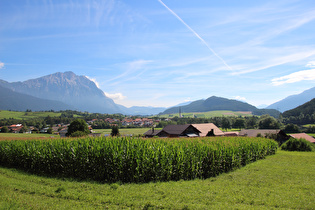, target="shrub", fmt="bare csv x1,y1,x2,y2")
67,119,90,136
70,131,88,137
0,126,9,133
111,126,120,136
283,124,301,133
280,138,314,152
